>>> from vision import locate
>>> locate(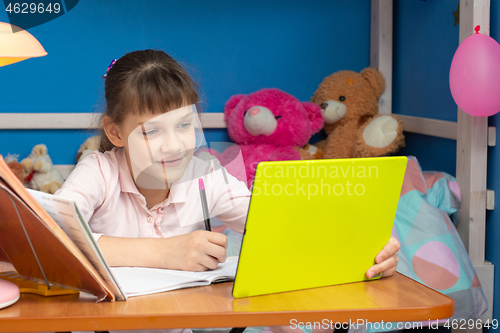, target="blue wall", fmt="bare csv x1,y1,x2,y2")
392,0,459,176
0,0,370,164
